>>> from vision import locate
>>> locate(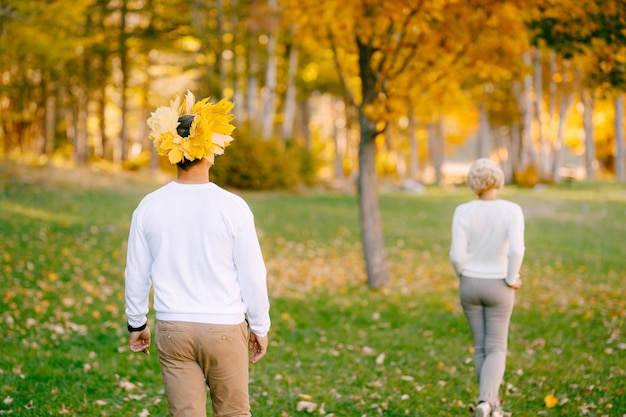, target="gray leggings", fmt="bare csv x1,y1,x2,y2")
460,276,515,408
